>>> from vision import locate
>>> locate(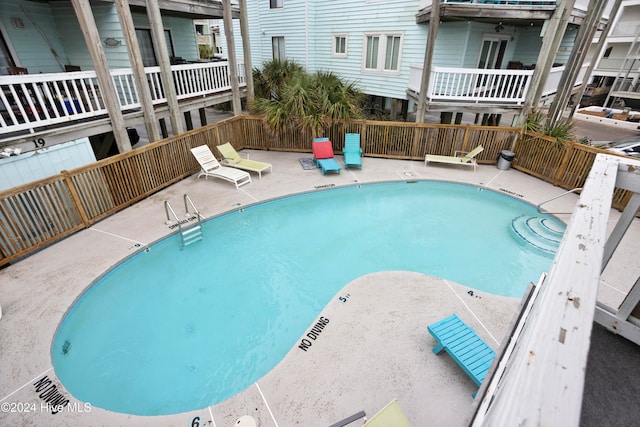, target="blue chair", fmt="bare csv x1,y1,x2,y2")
427,314,495,396
343,133,363,169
